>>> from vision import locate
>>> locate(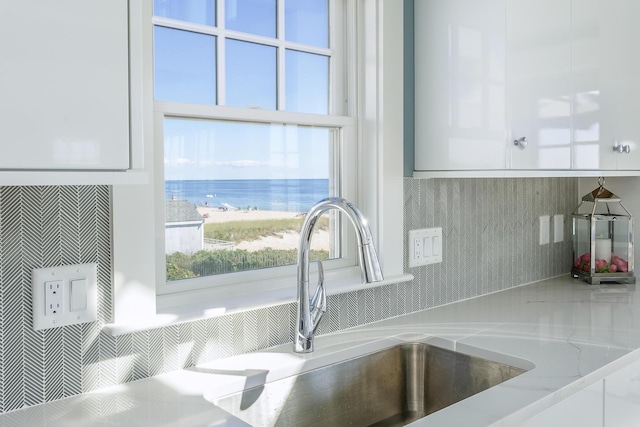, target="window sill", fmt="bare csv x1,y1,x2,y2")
103,269,413,336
